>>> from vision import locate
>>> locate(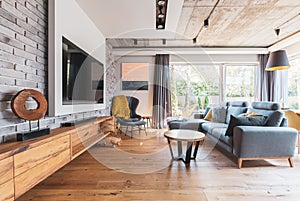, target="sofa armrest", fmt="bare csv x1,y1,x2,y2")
233,126,298,158
194,113,204,119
